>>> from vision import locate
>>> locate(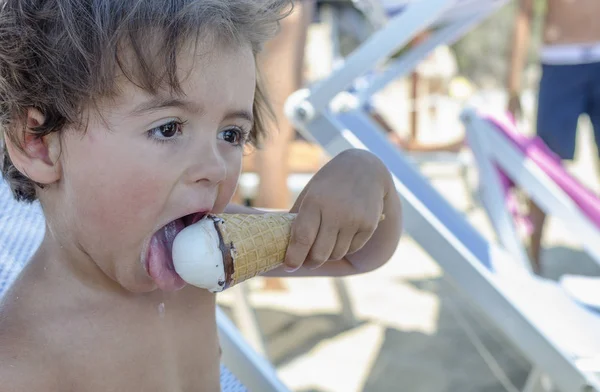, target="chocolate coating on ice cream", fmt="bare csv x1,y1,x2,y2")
209,215,235,289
